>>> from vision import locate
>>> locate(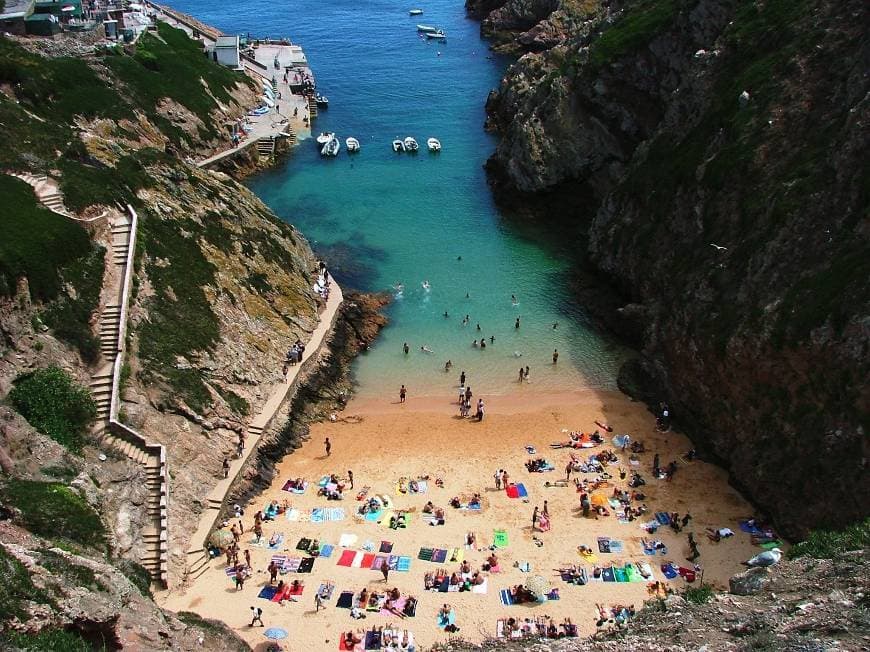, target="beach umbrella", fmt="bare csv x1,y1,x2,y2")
524,575,550,601
590,493,608,508
208,529,233,549
264,627,288,640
